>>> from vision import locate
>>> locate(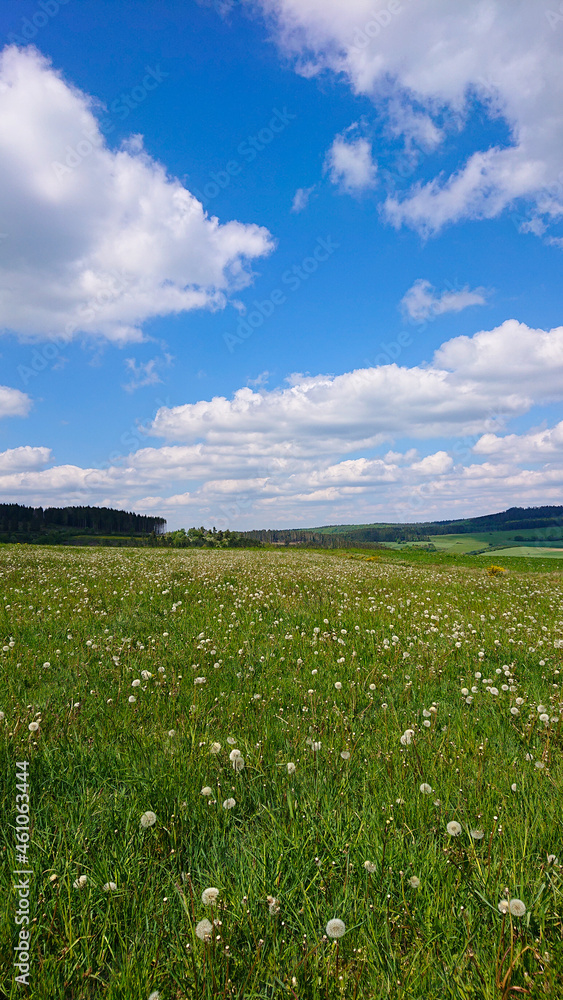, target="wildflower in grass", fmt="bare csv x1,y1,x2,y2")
539,713,549,723
510,707,519,715
196,918,213,940
227,737,236,745
43,661,50,669
210,742,221,754
470,829,484,840
509,899,526,916
194,677,206,685
447,821,462,836
140,811,157,828
103,882,117,891
498,900,509,914
132,679,141,687
141,670,152,680
223,798,235,809
408,876,420,888
202,887,219,906
229,749,242,761
128,696,136,704
364,861,376,873
547,854,558,865
341,751,350,759
535,761,545,770
148,992,160,1000
400,730,414,745
28,721,39,732
423,719,431,727
0,711,4,721
201,786,213,797
287,762,296,774
420,783,433,794
334,682,342,690
267,895,280,914
326,918,346,938
73,875,88,889
232,756,245,772
511,783,517,792
311,741,321,751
